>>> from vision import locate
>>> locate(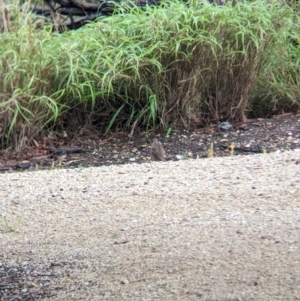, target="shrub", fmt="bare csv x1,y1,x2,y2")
0,0,299,151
